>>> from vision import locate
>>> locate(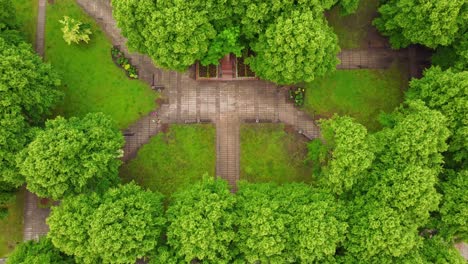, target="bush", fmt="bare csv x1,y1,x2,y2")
111,46,139,79
59,16,92,45
289,87,305,106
